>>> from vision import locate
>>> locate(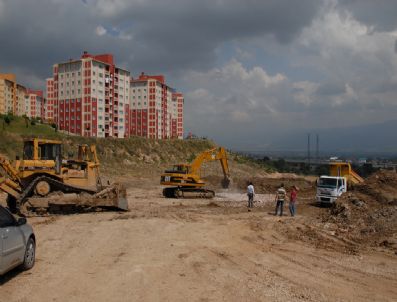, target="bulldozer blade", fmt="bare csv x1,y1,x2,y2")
20,183,128,215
